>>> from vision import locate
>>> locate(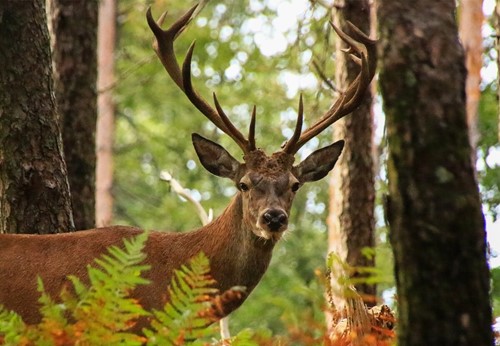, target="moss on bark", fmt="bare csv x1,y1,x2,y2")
378,1,493,345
